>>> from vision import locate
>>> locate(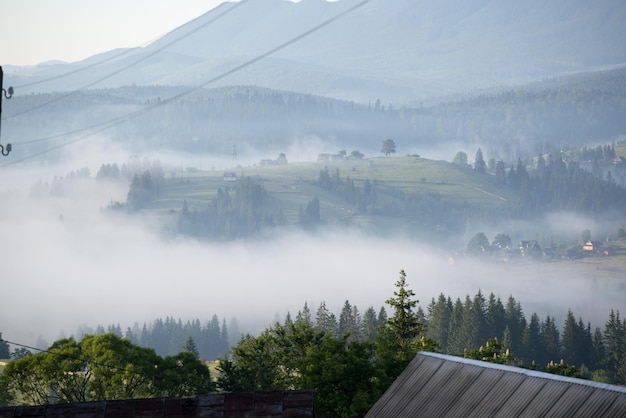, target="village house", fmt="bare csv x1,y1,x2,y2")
582,240,615,256
518,240,542,257
223,171,237,181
